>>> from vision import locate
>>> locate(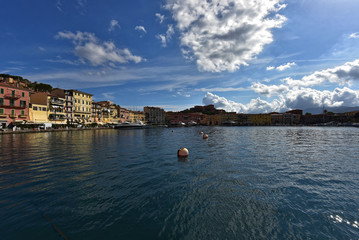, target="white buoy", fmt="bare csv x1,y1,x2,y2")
199,131,203,135
203,134,208,139
177,147,189,157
